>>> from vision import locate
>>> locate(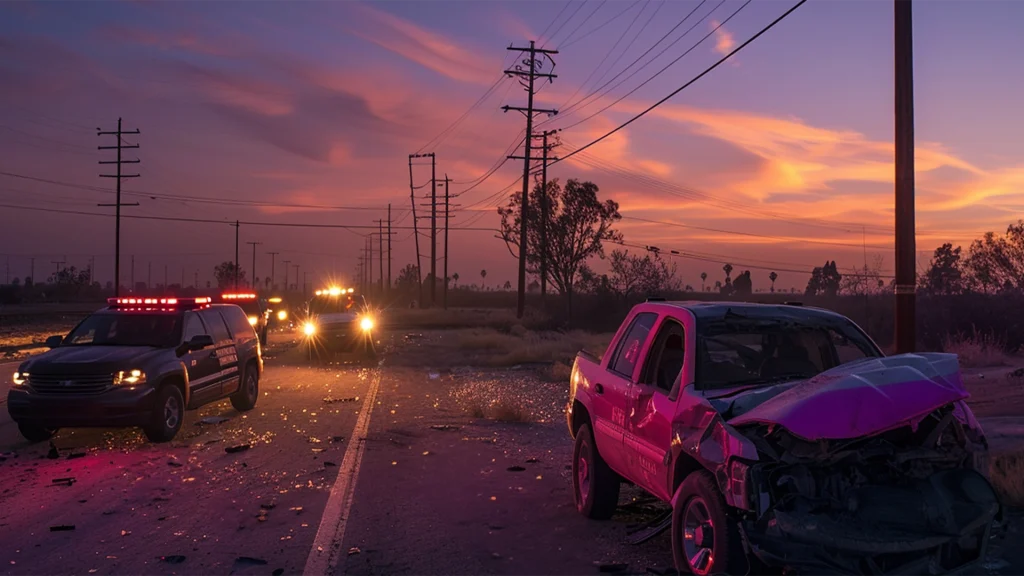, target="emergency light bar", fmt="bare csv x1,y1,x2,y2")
314,287,355,296
221,293,257,300
107,297,211,308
